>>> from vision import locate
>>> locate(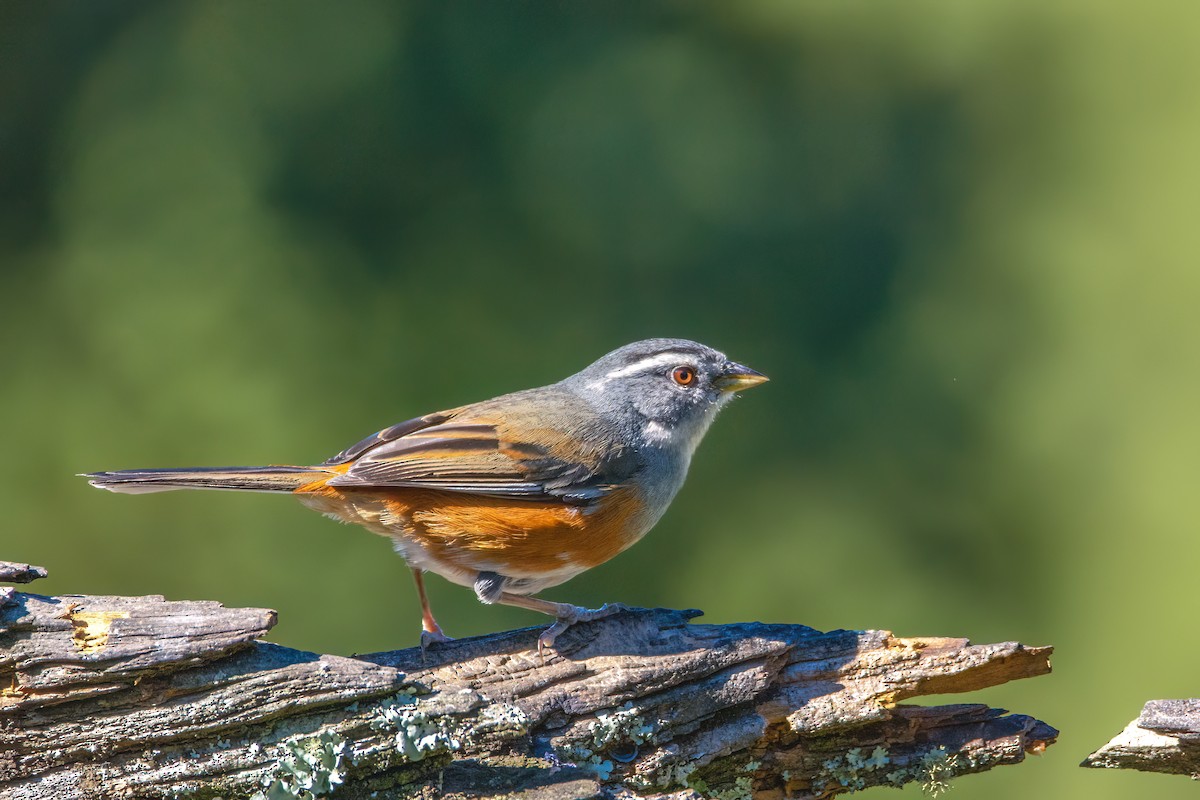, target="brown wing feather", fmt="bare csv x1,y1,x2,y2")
323,403,637,505
321,411,456,466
